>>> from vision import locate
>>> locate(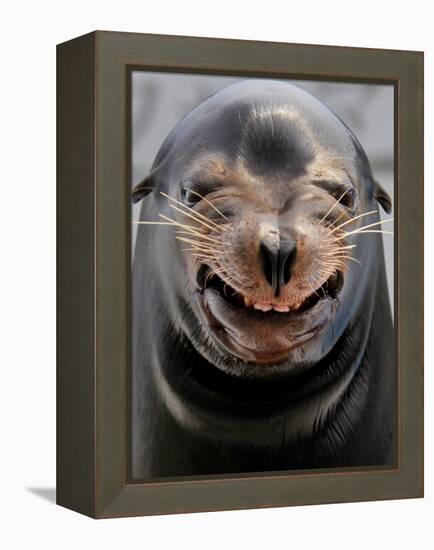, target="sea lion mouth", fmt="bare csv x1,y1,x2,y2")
195,263,343,365
197,263,343,315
